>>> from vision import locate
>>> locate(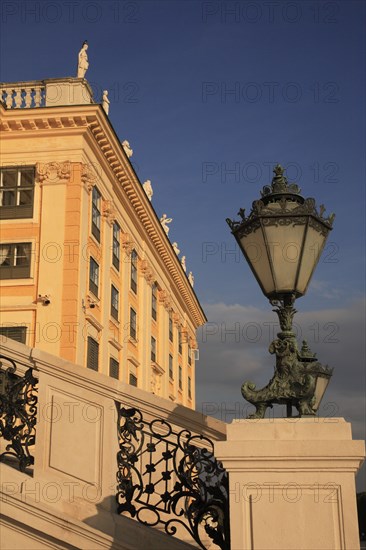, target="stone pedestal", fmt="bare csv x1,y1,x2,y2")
215,418,364,550
45,77,94,107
